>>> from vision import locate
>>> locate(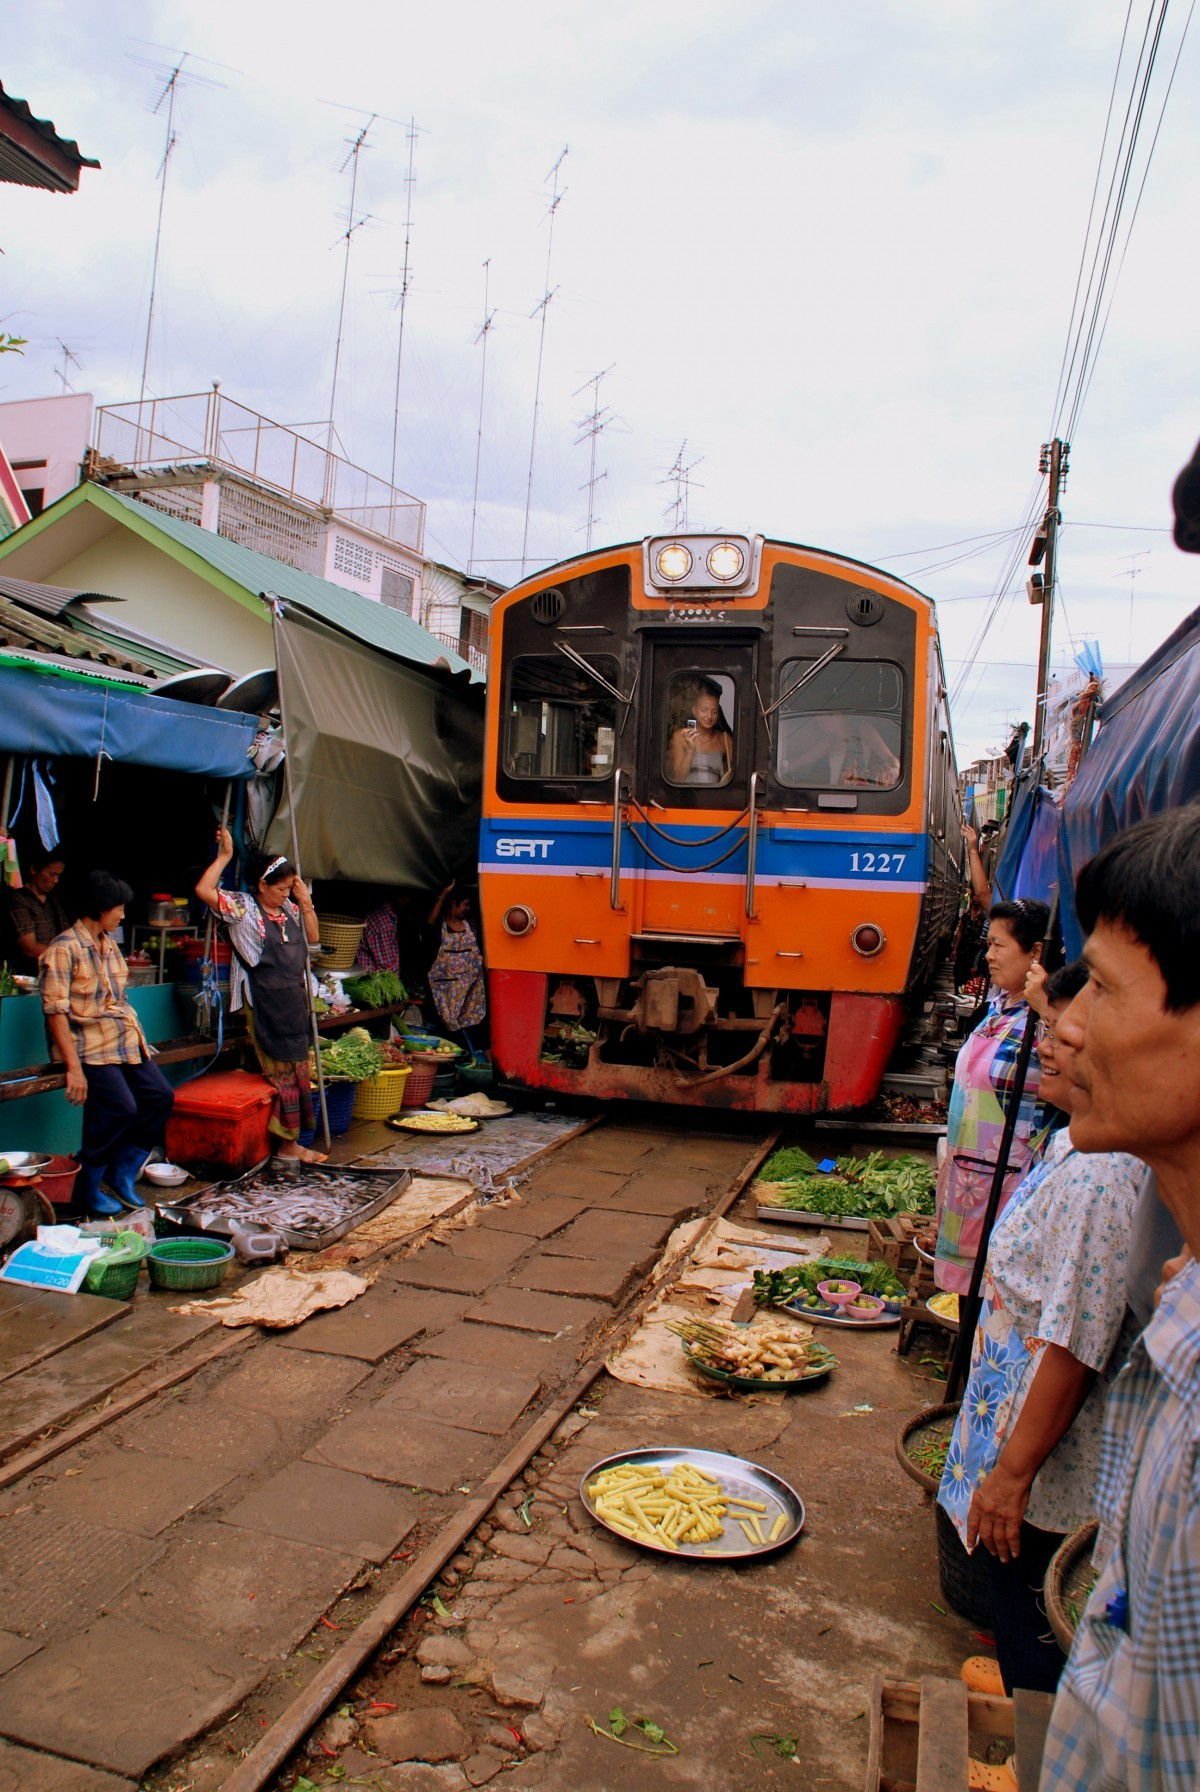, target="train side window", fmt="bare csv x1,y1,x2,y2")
663,672,737,788
776,660,903,791
504,654,618,780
